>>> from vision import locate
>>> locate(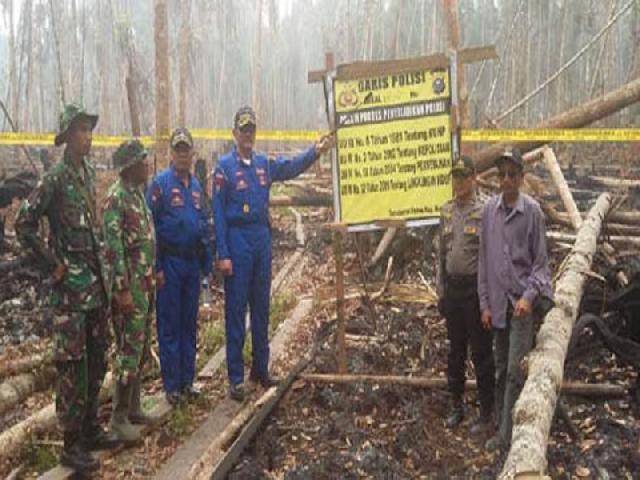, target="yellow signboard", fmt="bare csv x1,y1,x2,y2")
334,69,453,226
